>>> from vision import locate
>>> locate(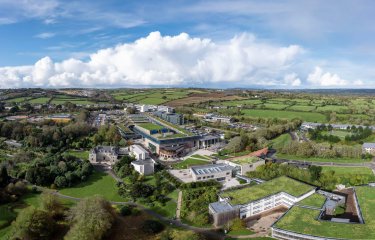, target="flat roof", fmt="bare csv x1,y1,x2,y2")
220,176,315,205
274,186,375,239
363,142,375,148
209,201,236,213
191,163,233,175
